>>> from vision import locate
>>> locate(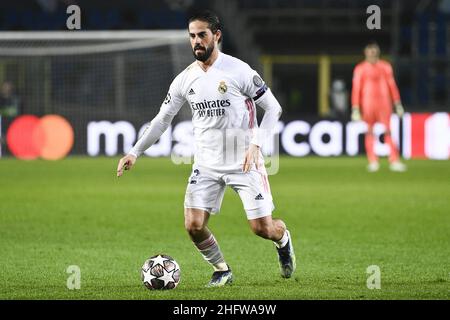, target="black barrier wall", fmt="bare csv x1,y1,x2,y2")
1,113,449,160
